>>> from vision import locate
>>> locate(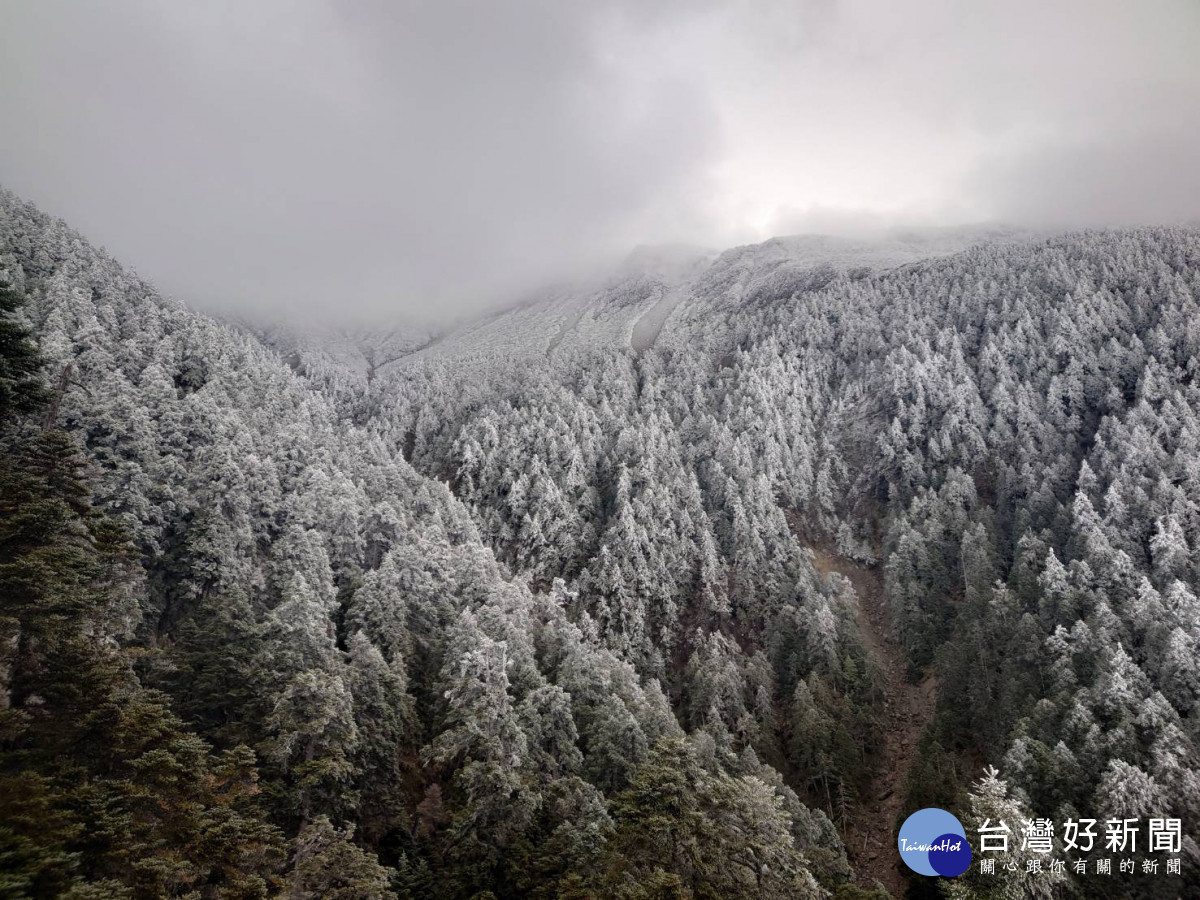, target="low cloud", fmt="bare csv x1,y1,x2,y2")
2,1,1197,321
